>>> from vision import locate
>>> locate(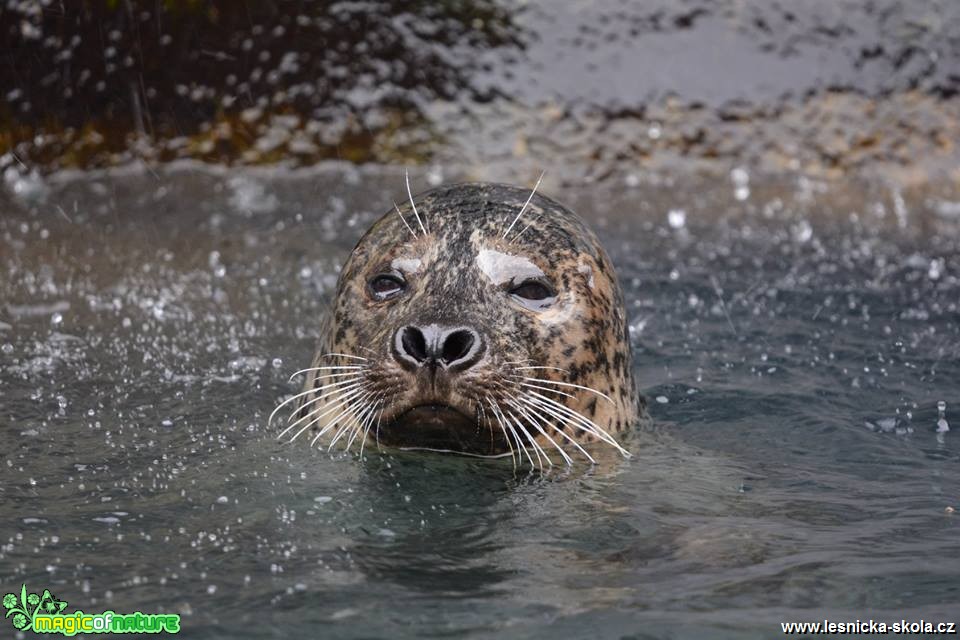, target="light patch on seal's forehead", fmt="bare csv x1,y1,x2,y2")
391,257,423,274
476,248,544,285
